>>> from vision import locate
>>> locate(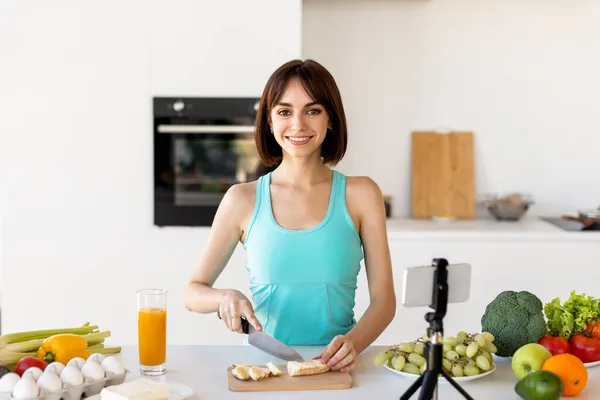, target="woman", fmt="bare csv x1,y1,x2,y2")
183,59,396,373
